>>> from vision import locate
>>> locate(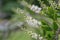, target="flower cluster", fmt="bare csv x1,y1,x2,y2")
26,16,41,27
31,33,43,40
26,30,43,40
30,5,41,13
